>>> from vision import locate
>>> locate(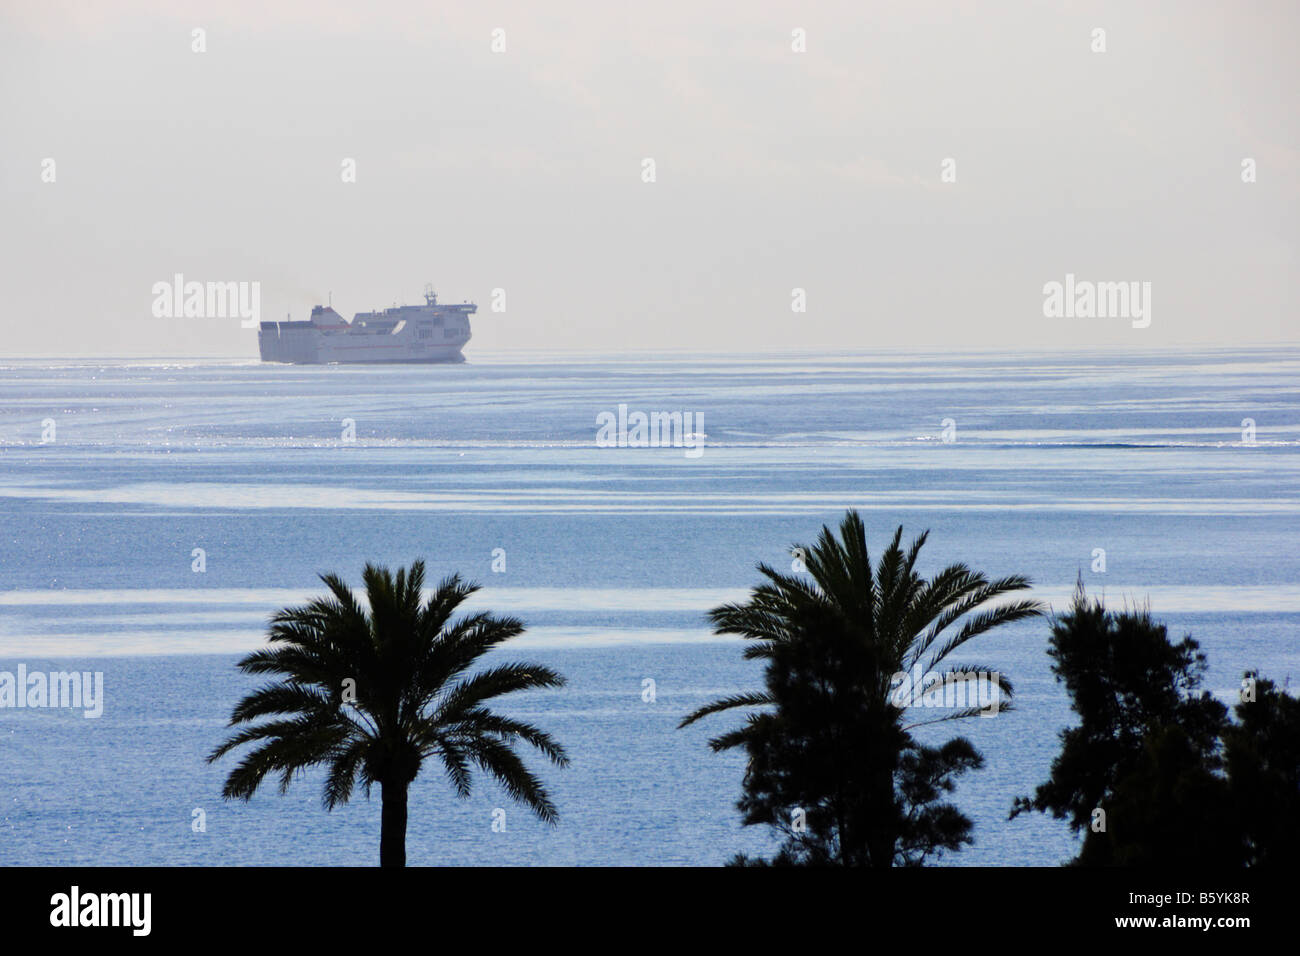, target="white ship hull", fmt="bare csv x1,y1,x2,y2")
259,289,476,364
